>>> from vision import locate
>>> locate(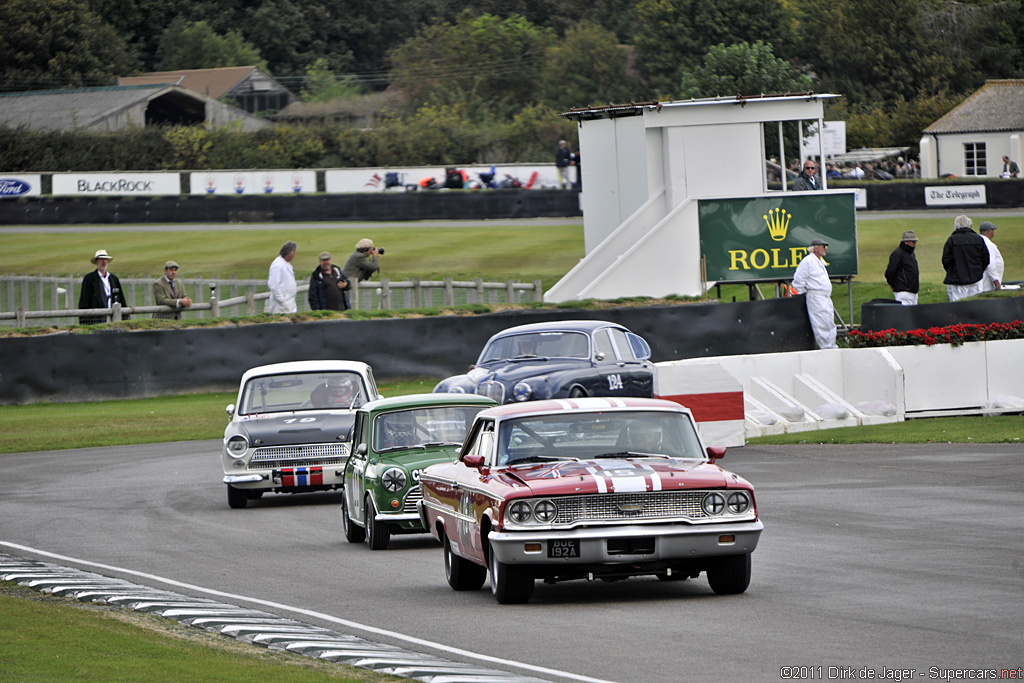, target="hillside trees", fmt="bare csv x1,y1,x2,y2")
678,41,812,99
